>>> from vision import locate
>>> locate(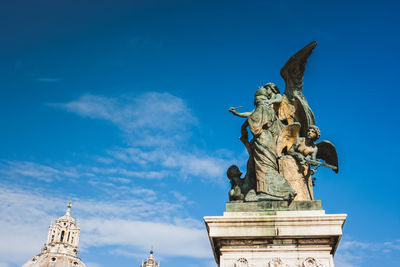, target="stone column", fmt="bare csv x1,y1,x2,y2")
204,201,346,267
